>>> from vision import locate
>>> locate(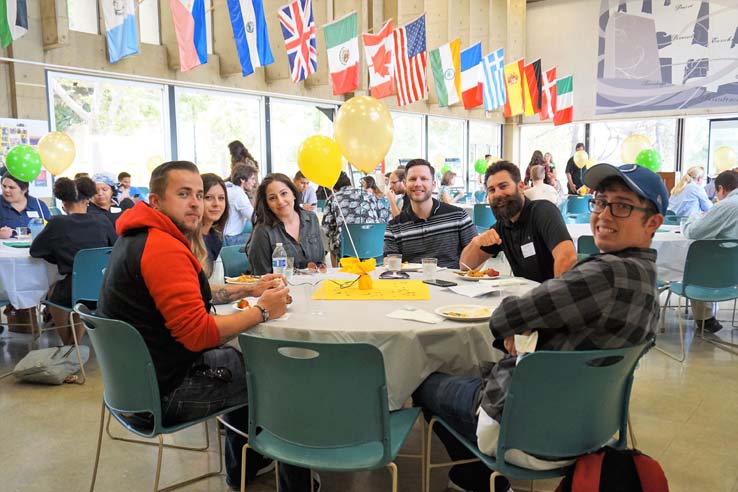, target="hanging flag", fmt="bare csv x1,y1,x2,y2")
460,43,483,109
554,75,573,126
482,48,506,111
323,11,359,95
539,67,557,121
0,0,28,48
363,20,394,99
169,0,208,72
278,0,317,83
429,39,461,107
503,59,525,117
523,58,542,116
226,0,274,76
392,14,428,107
101,0,139,64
